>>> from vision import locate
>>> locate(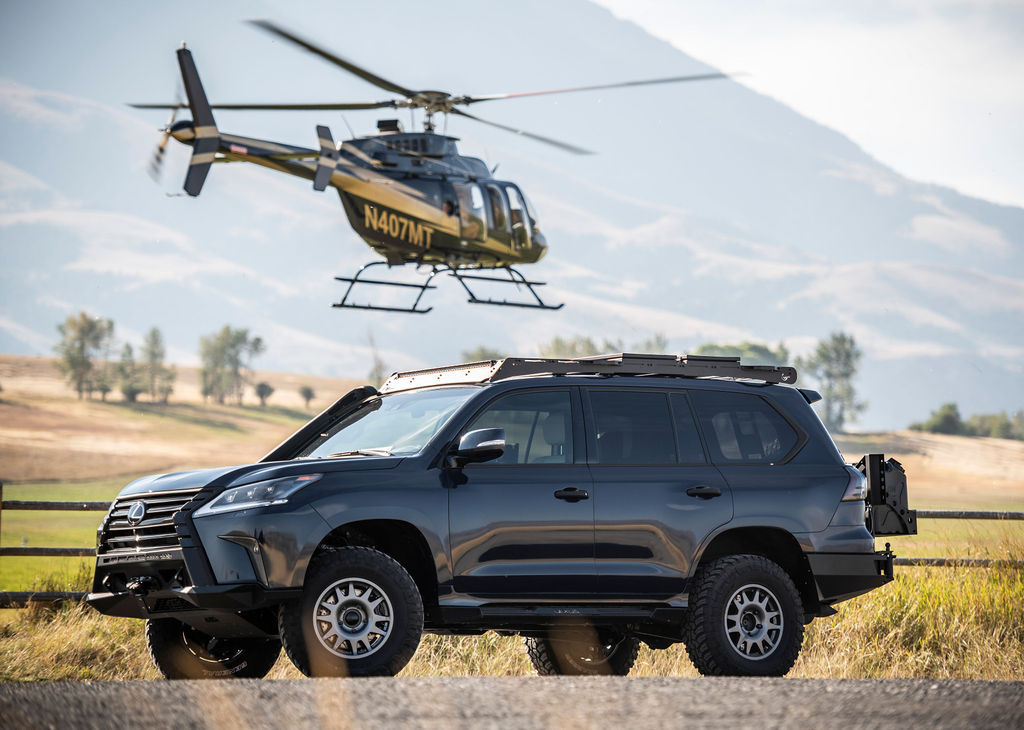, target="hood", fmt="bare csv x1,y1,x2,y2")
117,456,404,497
